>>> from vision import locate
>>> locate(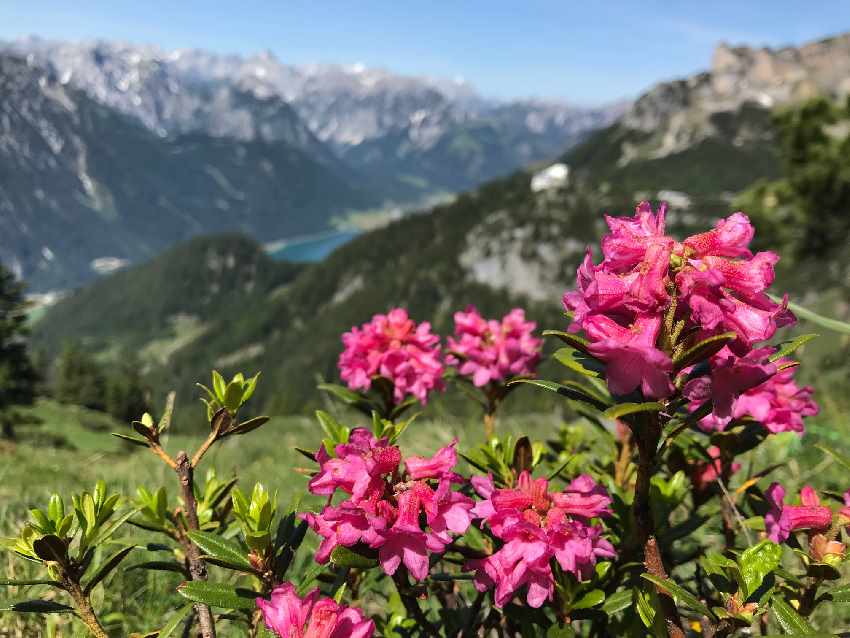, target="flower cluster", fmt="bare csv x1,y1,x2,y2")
447,306,542,387
338,308,444,405
304,429,473,580
563,203,794,400
467,471,615,608
685,350,818,434
257,582,374,638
